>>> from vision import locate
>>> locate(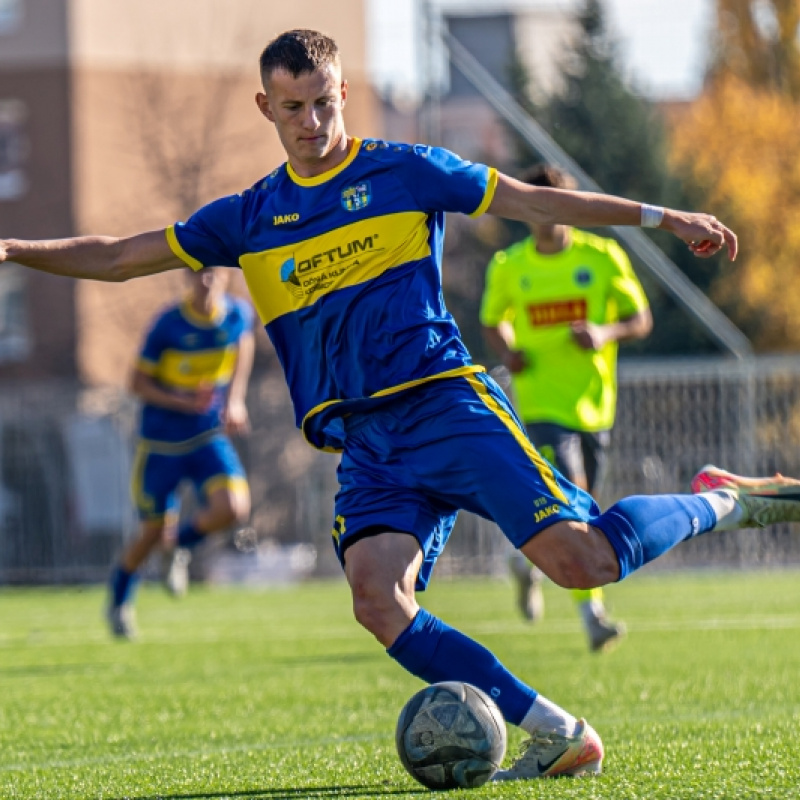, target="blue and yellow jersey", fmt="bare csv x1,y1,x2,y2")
166,137,498,450
136,294,254,444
